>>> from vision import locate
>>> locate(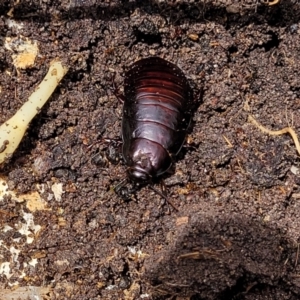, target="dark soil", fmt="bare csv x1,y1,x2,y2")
1,0,300,299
